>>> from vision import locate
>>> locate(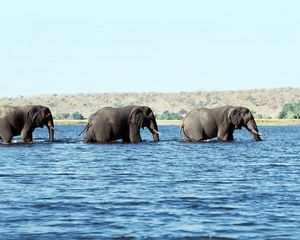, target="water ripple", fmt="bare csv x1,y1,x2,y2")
0,125,300,239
